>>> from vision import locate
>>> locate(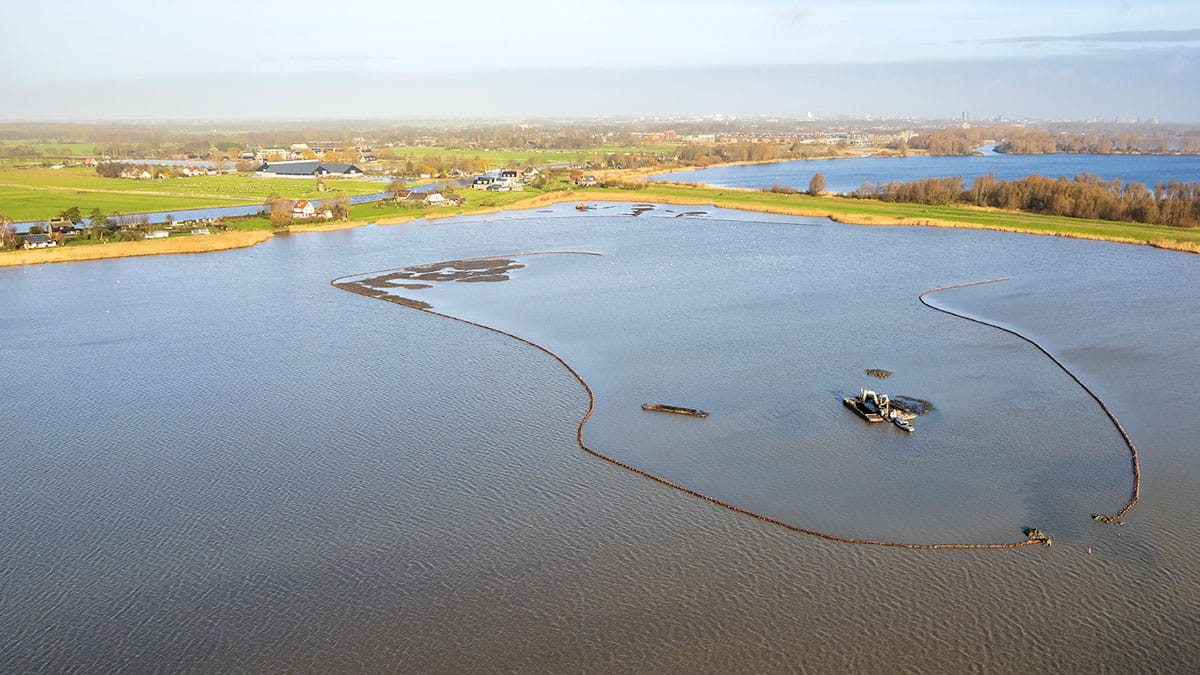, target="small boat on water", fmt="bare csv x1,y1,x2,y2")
890,413,915,433
642,403,709,418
